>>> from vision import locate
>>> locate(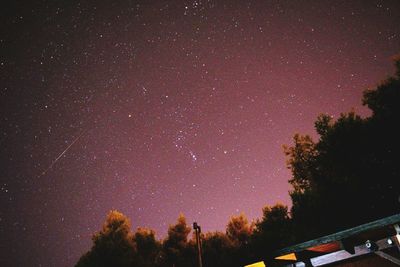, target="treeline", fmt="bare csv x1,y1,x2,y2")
75,206,290,267
76,56,400,267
